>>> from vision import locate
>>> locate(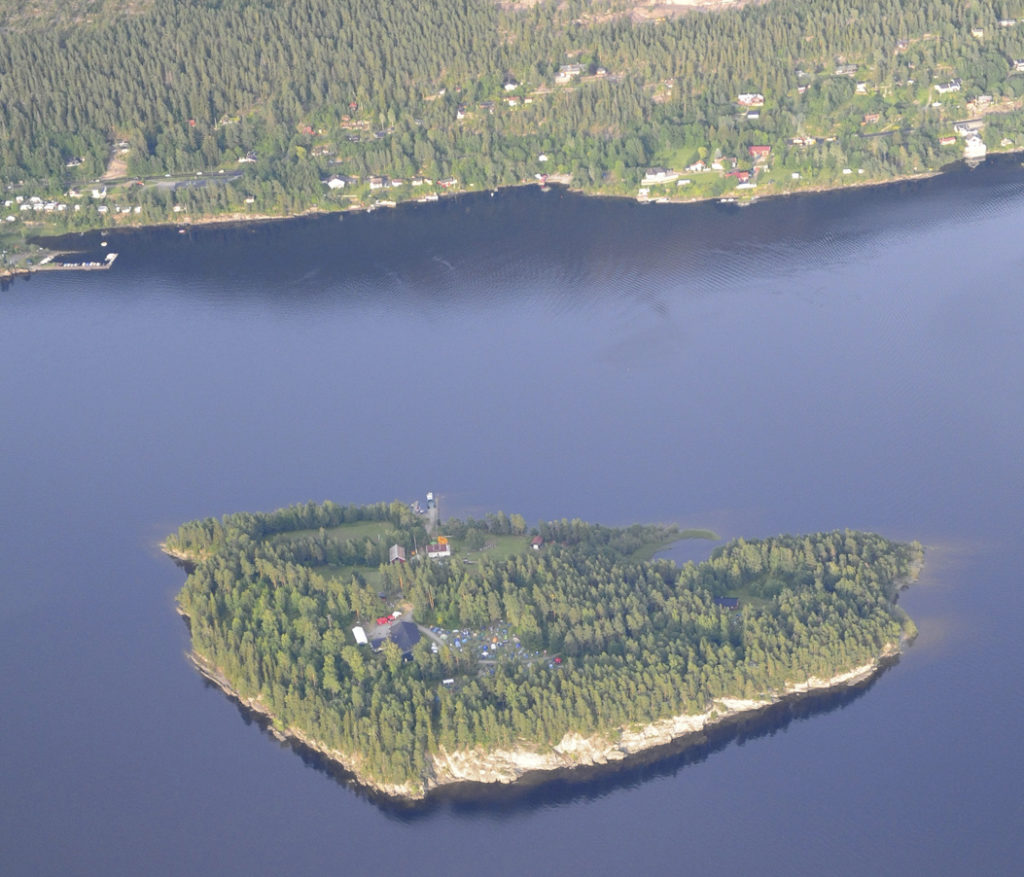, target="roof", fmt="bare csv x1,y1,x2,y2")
714,597,740,609
389,620,421,654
